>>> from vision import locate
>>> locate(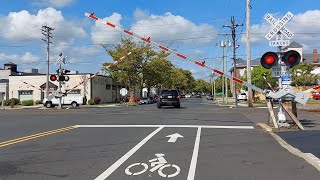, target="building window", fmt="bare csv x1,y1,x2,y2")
66,89,81,94
106,84,111,90
18,90,33,95
112,85,117,90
